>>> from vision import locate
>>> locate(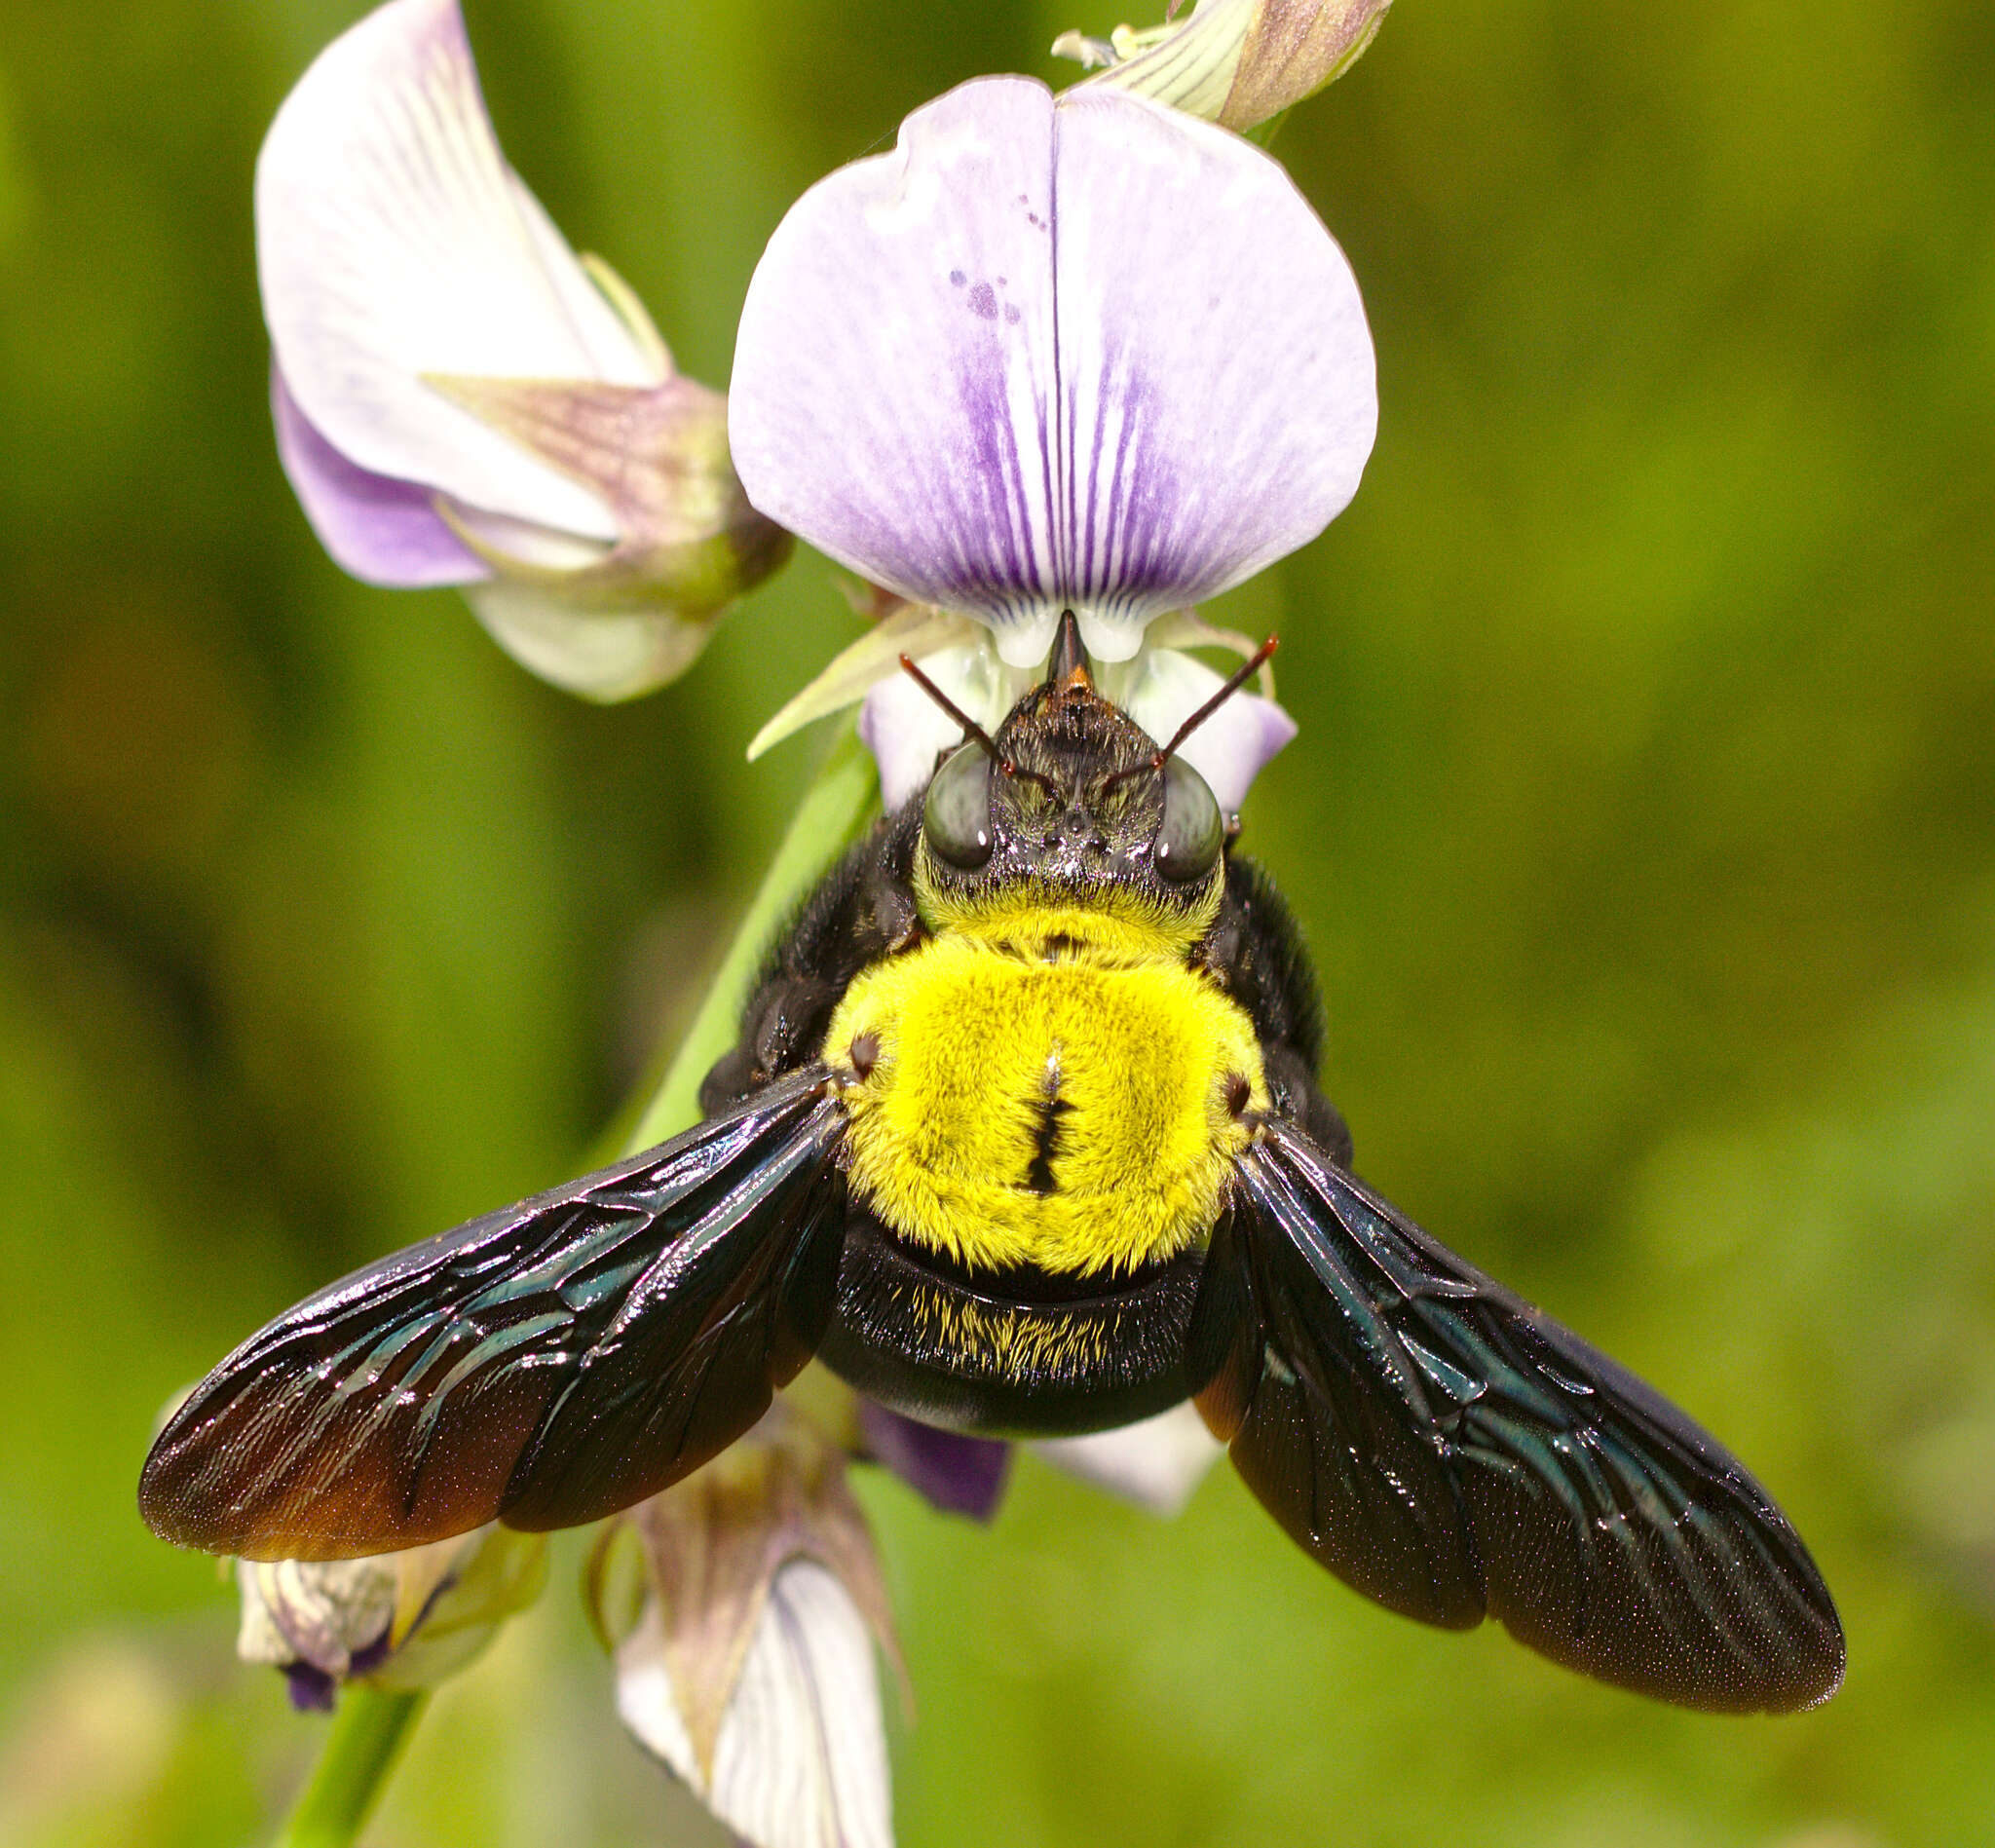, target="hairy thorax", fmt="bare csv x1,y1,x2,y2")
824,904,1269,1277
